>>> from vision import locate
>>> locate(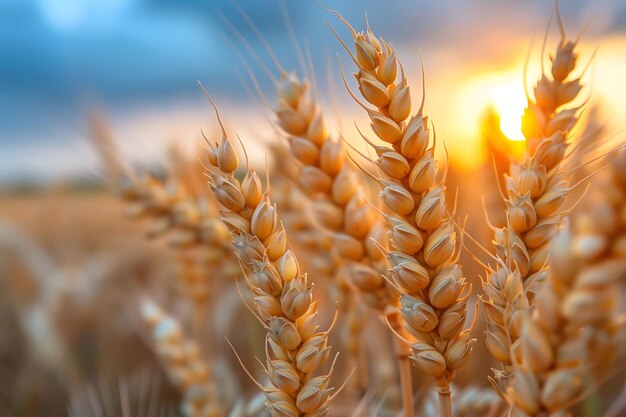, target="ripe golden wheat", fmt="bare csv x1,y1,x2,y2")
272,64,410,399
328,10,475,417
483,14,586,381
10,3,624,417
204,95,340,417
